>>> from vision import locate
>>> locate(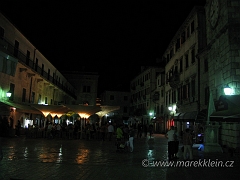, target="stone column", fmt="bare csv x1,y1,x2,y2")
204,122,222,152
